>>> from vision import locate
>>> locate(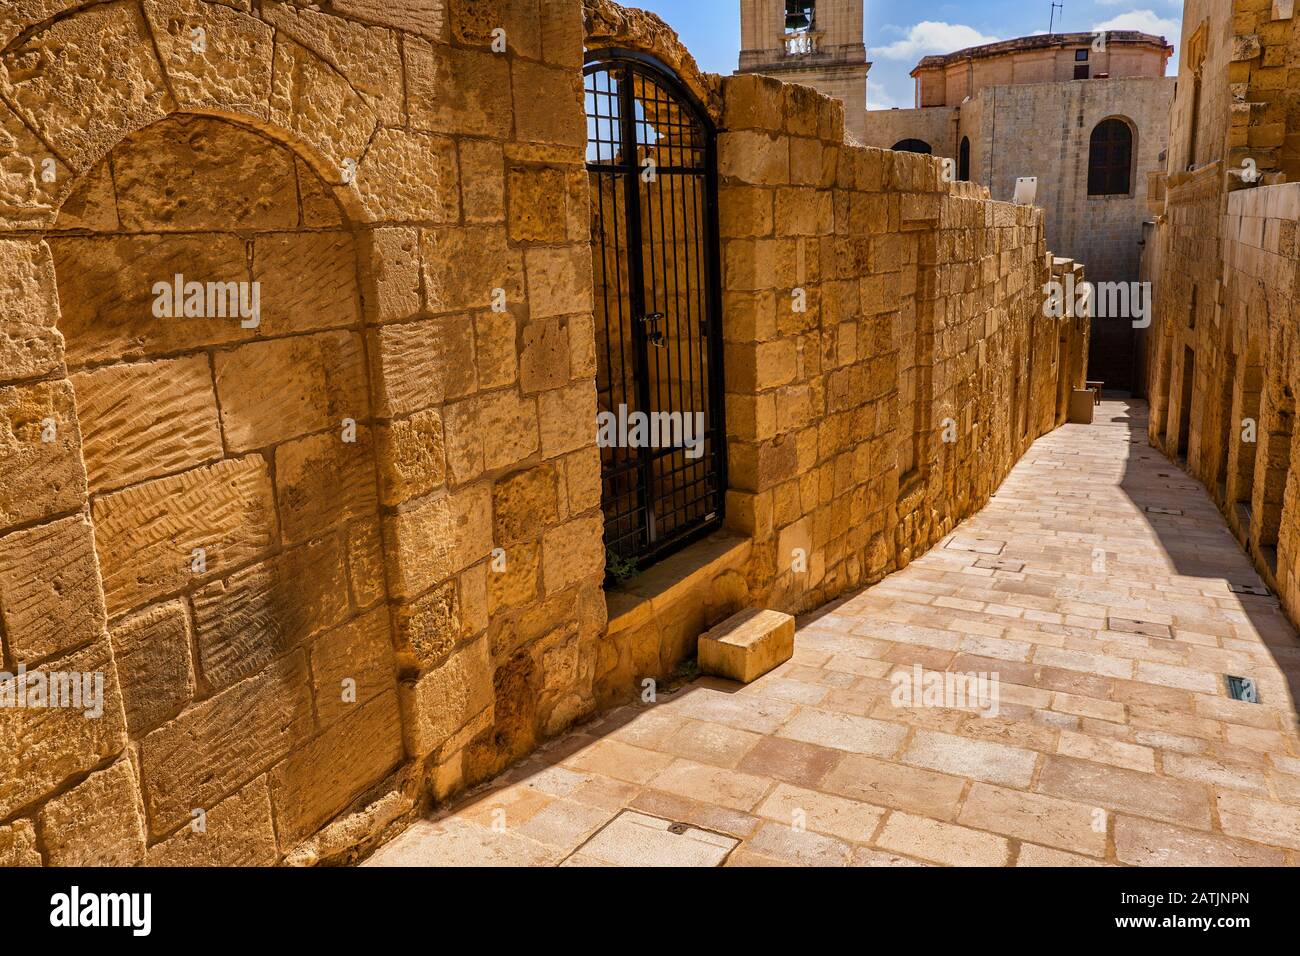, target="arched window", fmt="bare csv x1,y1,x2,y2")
1088,119,1133,196
959,137,971,181
892,139,932,155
